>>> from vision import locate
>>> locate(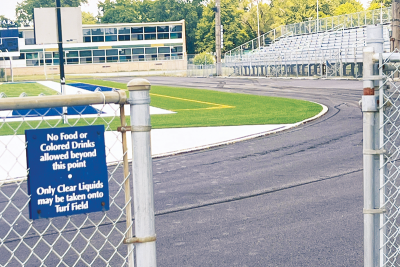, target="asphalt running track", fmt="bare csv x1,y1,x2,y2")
108,77,364,266
1,77,363,266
